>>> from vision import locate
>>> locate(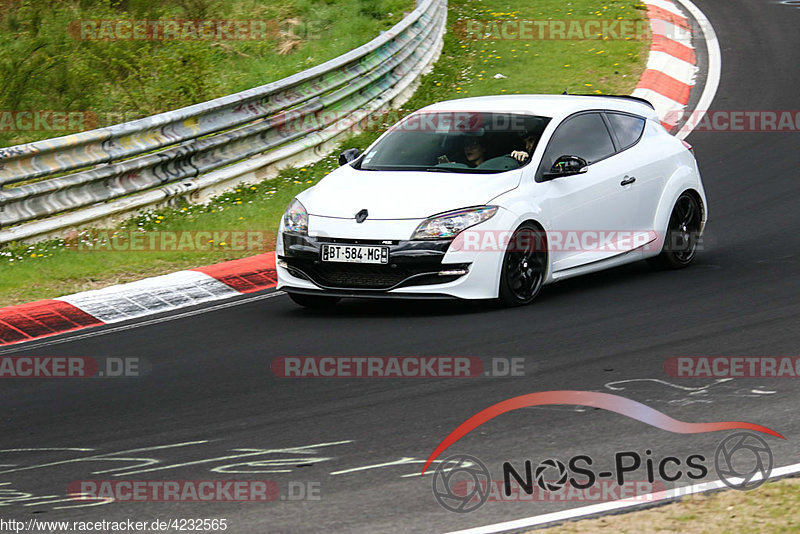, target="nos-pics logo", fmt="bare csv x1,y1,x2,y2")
424,391,783,513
